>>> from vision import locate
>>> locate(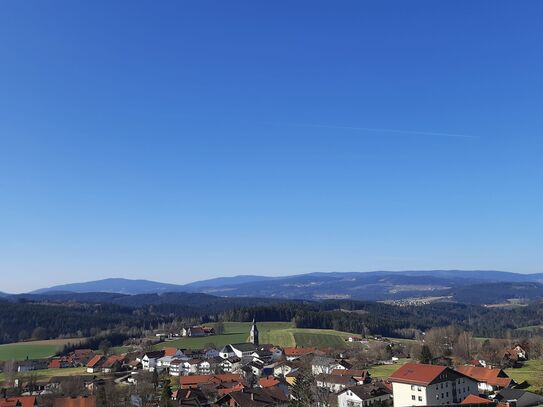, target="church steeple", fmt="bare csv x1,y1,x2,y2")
250,317,259,346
